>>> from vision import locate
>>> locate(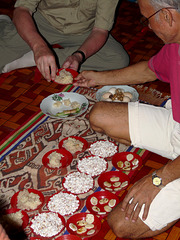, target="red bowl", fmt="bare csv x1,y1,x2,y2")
3,208,29,229
77,155,108,178
66,212,101,238
56,235,81,240
42,148,73,169
98,171,130,192
112,152,142,172
30,212,66,238
89,140,118,158
62,172,94,195
53,68,79,85
86,190,120,216
59,136,88,156
47,191,80,216
11,189,44,211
